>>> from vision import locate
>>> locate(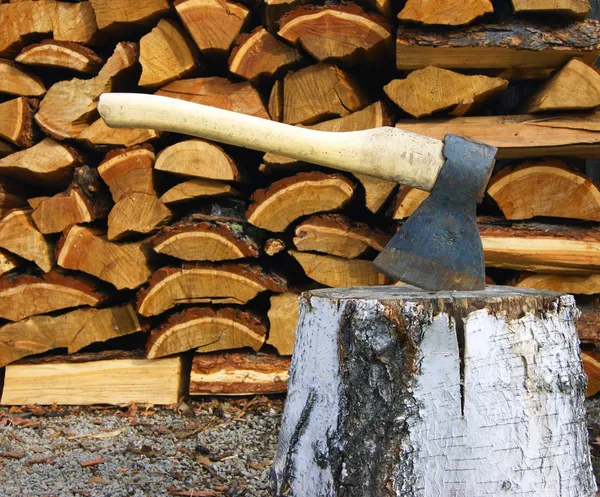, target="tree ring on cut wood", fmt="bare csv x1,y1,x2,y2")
146,306,267,358
271,285,595,496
